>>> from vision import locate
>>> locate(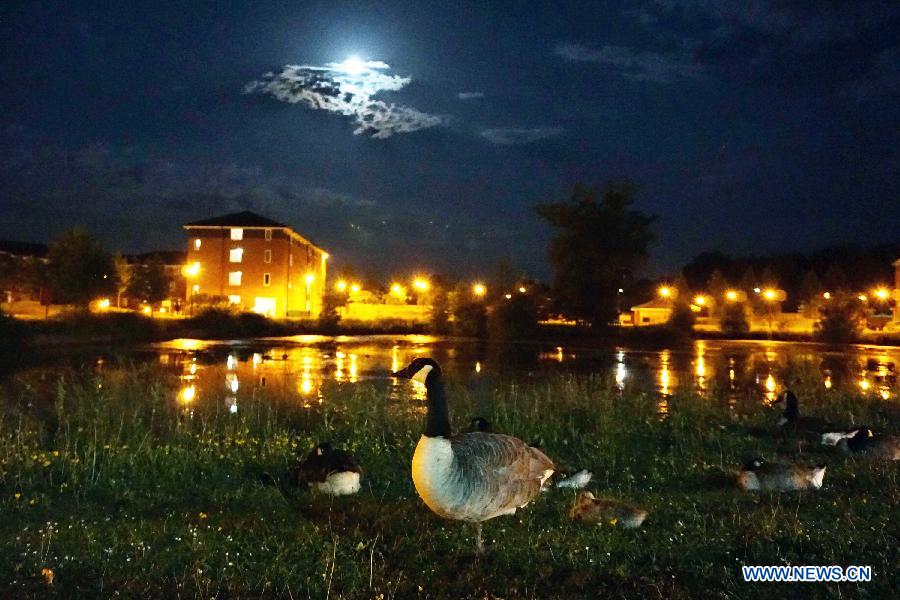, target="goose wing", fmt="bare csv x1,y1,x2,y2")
447,432,555,521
